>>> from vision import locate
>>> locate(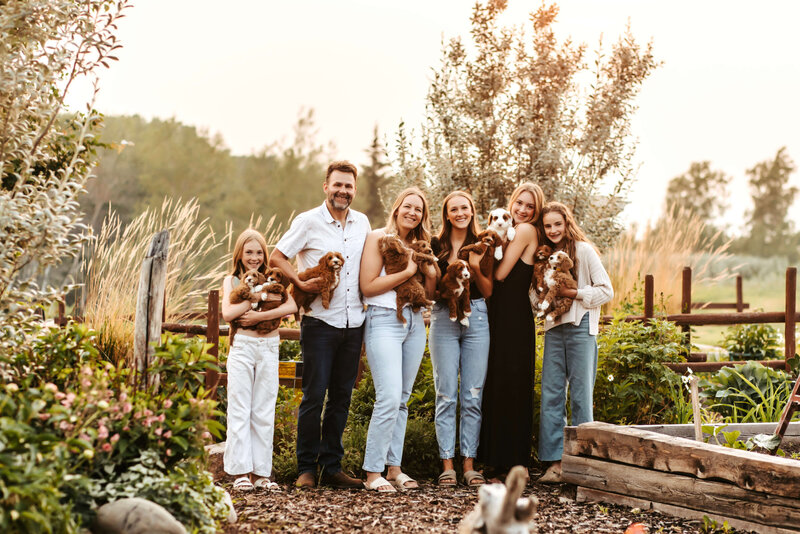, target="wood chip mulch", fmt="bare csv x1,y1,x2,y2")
221,478,744,533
